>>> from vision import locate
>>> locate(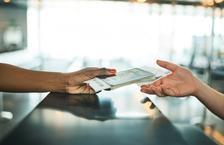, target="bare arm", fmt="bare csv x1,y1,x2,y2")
0,63,116,94
194,79,224,119
141,60,224,119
